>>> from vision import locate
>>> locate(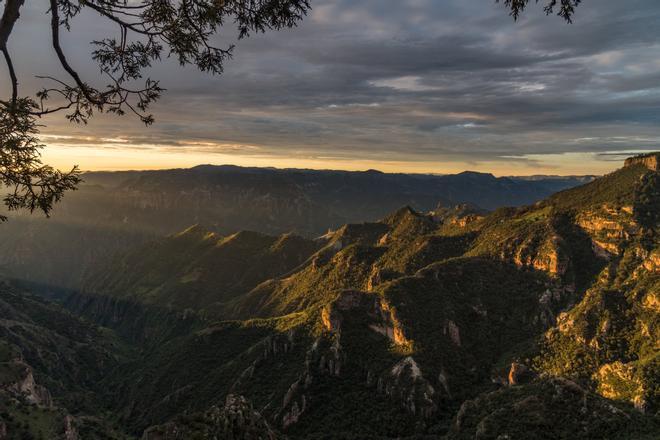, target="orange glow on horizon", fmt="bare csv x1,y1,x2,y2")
41,143,636,177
